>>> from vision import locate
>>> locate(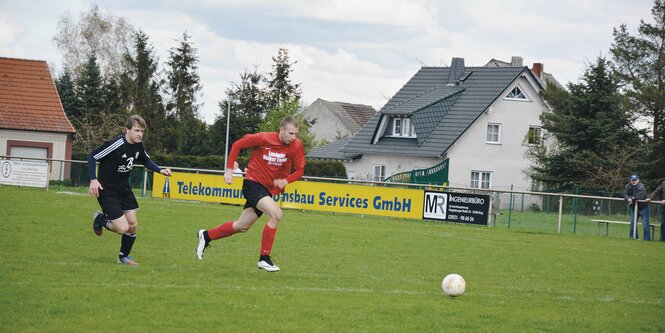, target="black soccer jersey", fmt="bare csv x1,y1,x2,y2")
87,134,157,183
